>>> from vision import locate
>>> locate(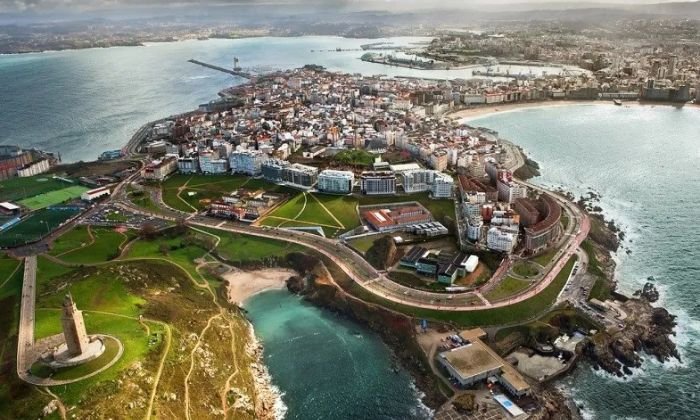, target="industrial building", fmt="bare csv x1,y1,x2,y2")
361,204,432,232
438,329,530,397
